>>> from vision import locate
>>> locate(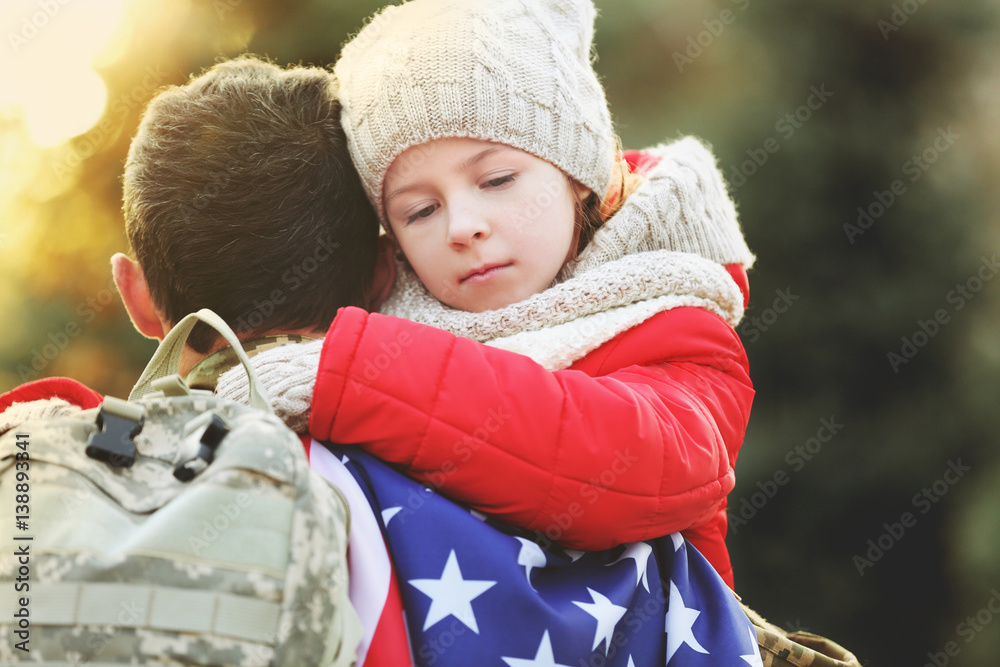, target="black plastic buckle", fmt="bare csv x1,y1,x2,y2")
85,397,145,468
174,413,230,482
